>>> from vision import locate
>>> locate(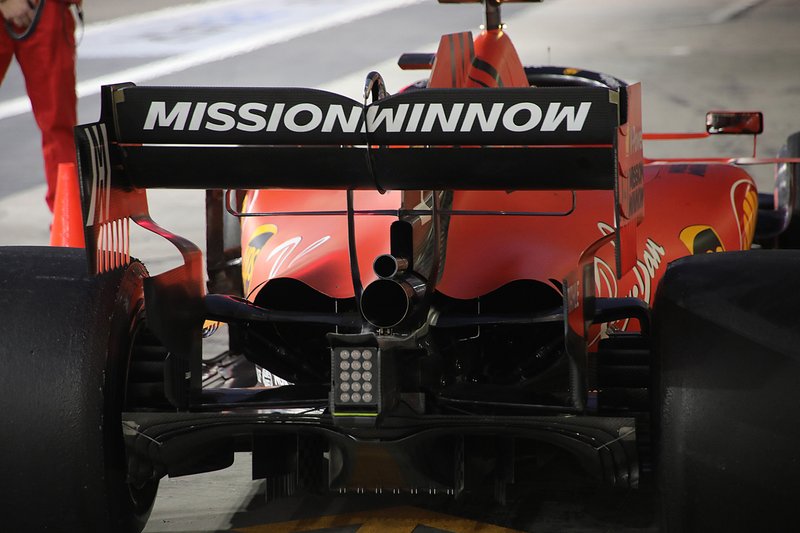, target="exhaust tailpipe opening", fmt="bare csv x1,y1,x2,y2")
361,276,424,328
373,254,409,279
